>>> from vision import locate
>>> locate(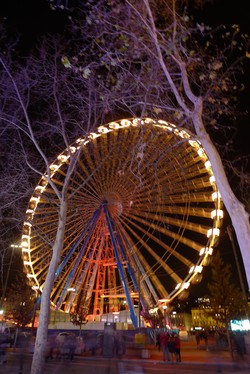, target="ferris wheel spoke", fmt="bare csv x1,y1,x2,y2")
131,204,214,218
119,217,183,288
121,212,205,253
126,209,212,237
116,225,163,305
119,217,193,270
